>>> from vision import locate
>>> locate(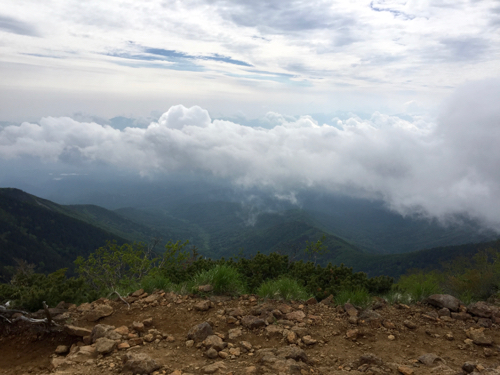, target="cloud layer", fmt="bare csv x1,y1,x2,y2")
1,79,499,229
1,1,499,120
